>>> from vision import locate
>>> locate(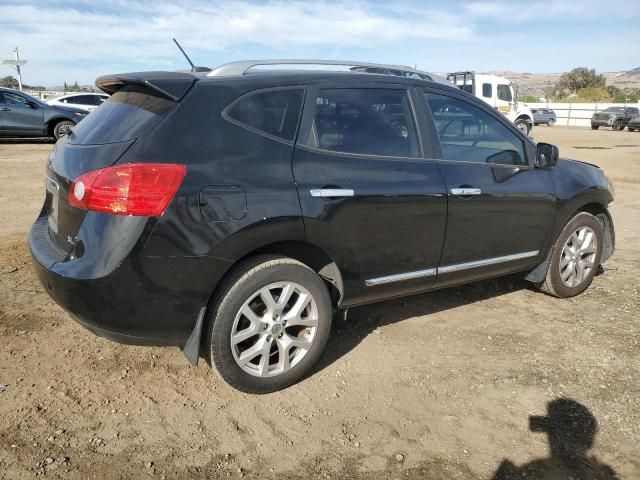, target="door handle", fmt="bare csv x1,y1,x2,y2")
310,188,354,198
450,188,482,196
0,107,11,112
